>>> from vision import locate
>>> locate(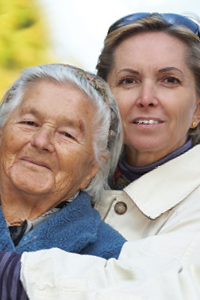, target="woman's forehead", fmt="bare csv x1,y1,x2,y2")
9,80,96,129
112,32,189,71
